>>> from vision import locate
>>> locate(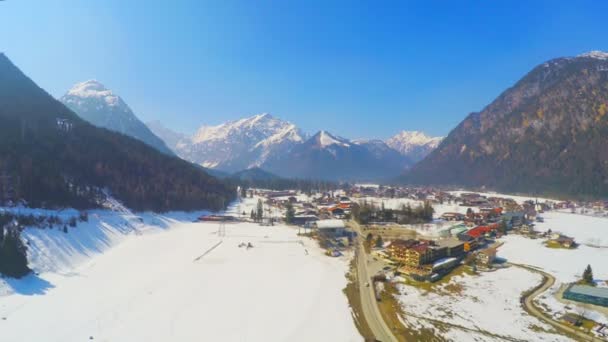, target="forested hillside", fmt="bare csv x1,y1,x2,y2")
404,52,608,198
0,53,234,212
